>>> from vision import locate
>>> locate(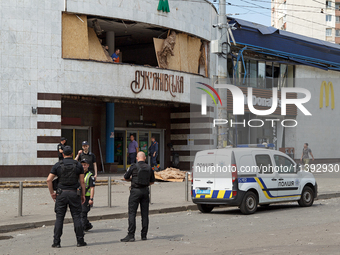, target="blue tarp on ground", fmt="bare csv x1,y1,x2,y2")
228,18,340,71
